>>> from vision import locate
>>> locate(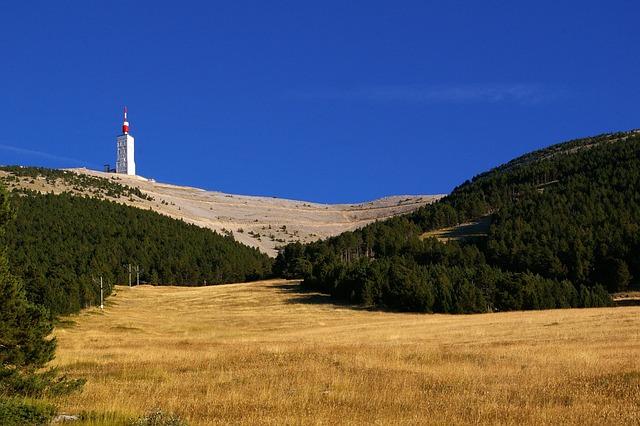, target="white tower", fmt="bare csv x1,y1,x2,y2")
116,106,136,175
